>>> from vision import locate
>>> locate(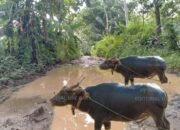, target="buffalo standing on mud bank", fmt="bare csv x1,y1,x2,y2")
50,80,170,130
99,56,168,85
